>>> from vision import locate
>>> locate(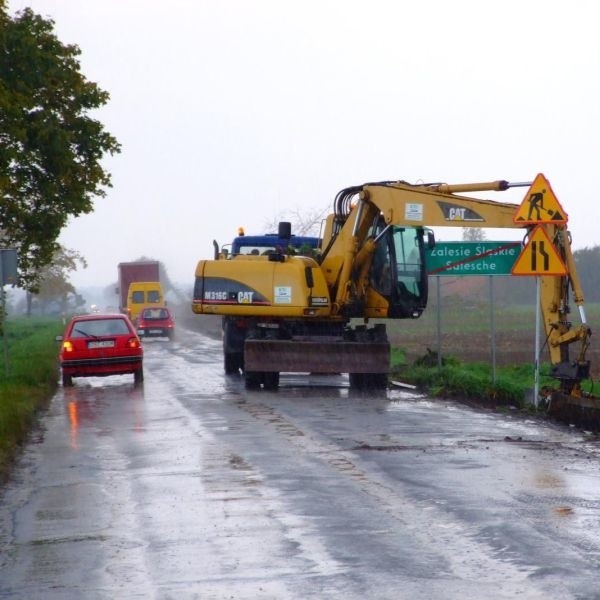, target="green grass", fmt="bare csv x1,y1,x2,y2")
386,301,600,337
391,350,570,408
0,316,63,482
386,301,600,408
